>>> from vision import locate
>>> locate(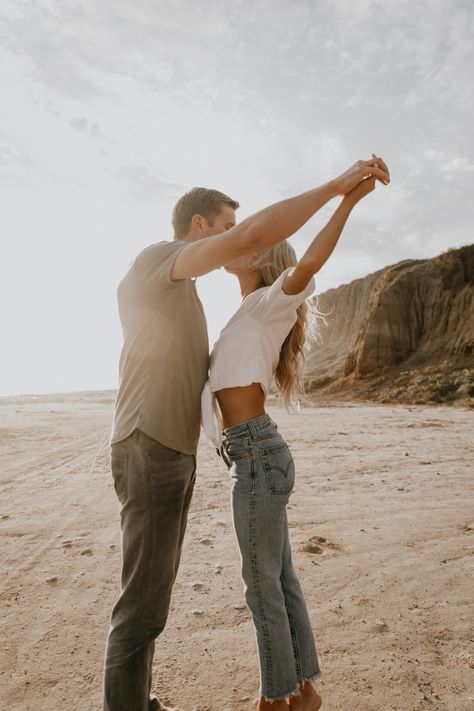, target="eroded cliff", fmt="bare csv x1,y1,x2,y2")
304,245,474,405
